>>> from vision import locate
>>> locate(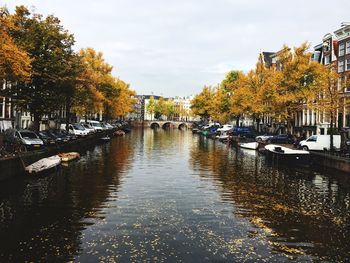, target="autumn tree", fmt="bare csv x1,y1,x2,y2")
146,96,156,120
214,70,242,124
190,86,215,122
310,63,343,150
242,62,282,132
0,7,31,82
110,79,136,119
154,96,166,120
275,43,325,131
165,99,175,120
3,6,76,131
73,48,113,120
